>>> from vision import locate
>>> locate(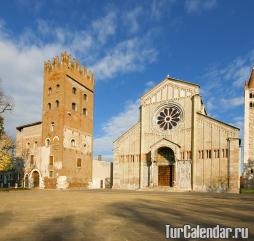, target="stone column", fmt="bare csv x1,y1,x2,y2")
227,138,240,193
191,94,199,190
112,147,120,189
